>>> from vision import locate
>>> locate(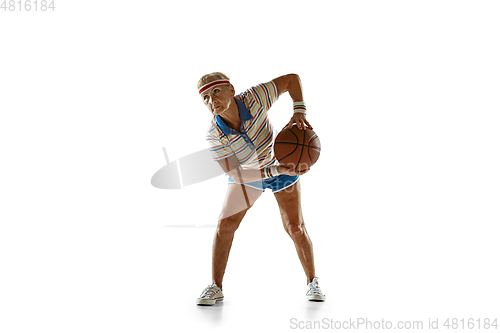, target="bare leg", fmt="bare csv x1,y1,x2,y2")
274,179,316,284
212,184,262,289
